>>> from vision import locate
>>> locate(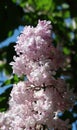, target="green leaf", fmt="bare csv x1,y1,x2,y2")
35,0,54,11
62,3,69,9
63,47,71,55
8,30,13,37
0,97,6,102
63,11,70,18
0,75,20,88
0,87,12,111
